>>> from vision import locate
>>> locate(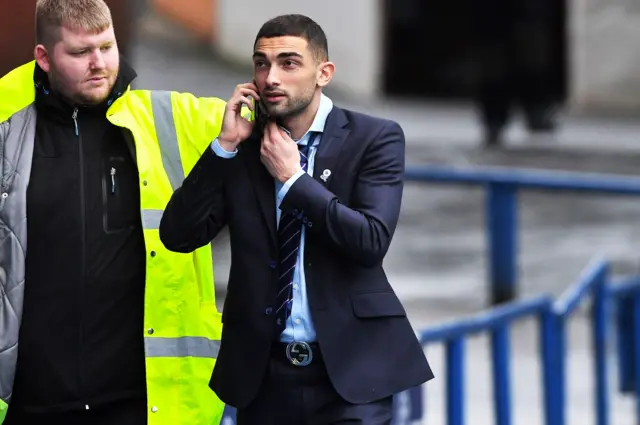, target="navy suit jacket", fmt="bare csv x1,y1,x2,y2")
159,106,434,408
